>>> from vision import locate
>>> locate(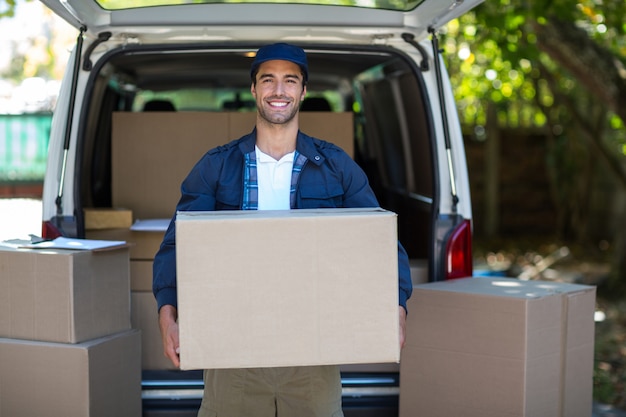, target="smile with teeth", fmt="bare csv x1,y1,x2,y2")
267,98,290,108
